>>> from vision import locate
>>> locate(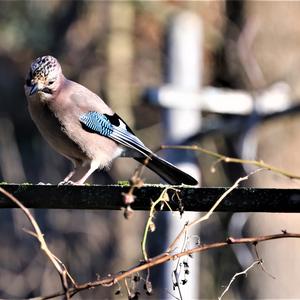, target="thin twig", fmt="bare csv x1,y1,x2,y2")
167,169,261,253
124,278,132,299
165,289,181,300
160,145,300,180
254,243,275,279
0,187,76,295
172,229,188,300
141,187,178,261
218,260,261,300
172,266,183,300
39,232,300,299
